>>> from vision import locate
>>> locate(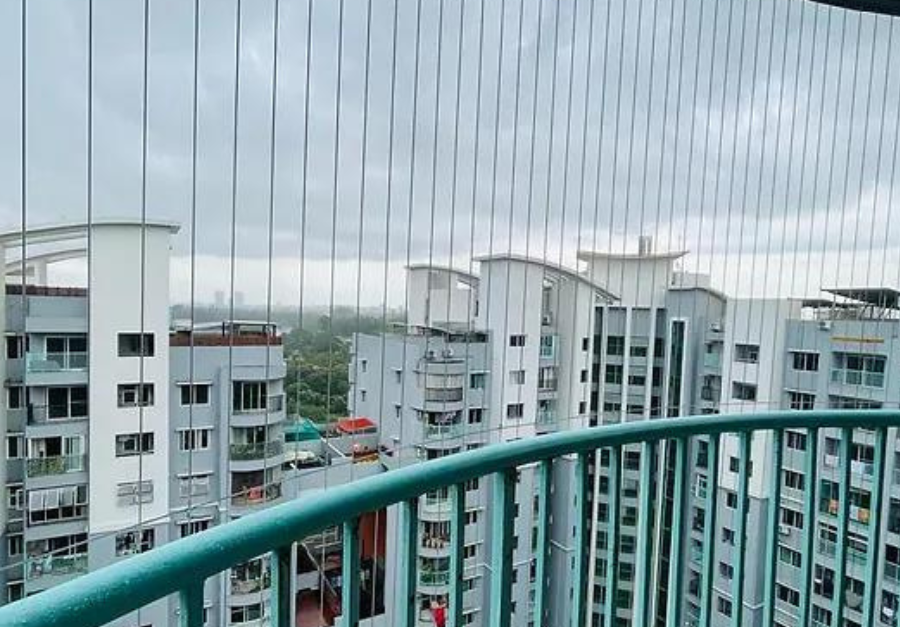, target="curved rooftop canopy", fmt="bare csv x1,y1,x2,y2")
0,218,180,248
474,252,619,302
